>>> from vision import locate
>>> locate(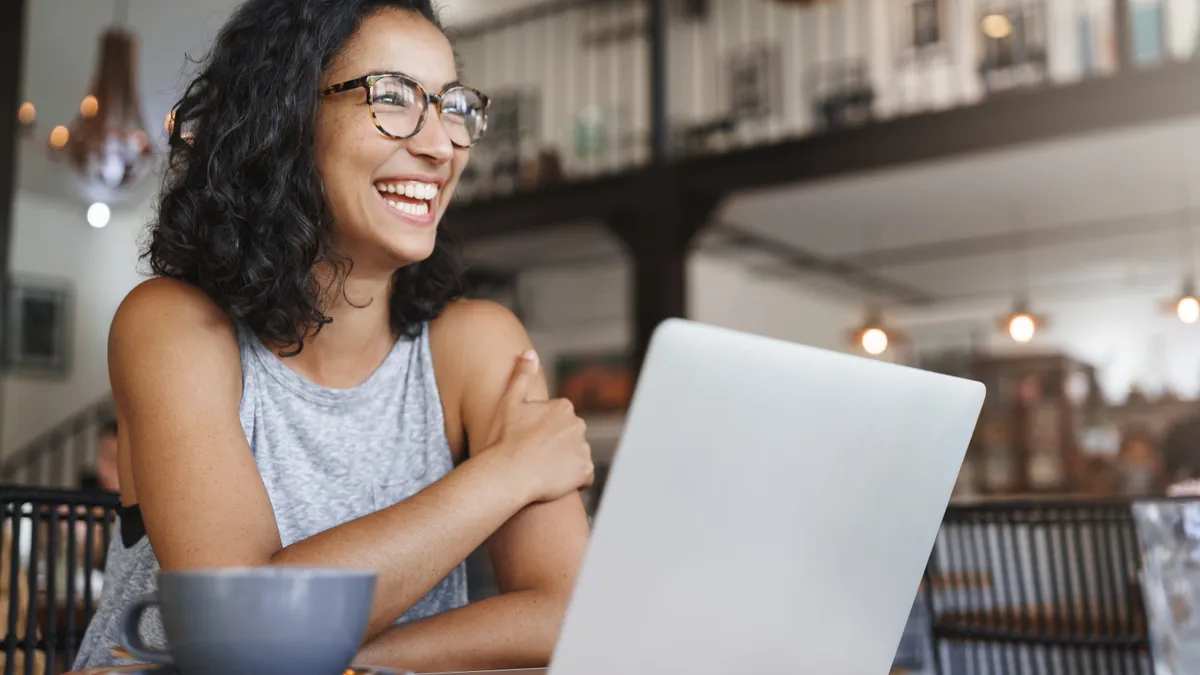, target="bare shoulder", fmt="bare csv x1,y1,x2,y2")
109,278,241,390
113,278,233,334
429,297,534,388
429,298,531,358
429,299,541,456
